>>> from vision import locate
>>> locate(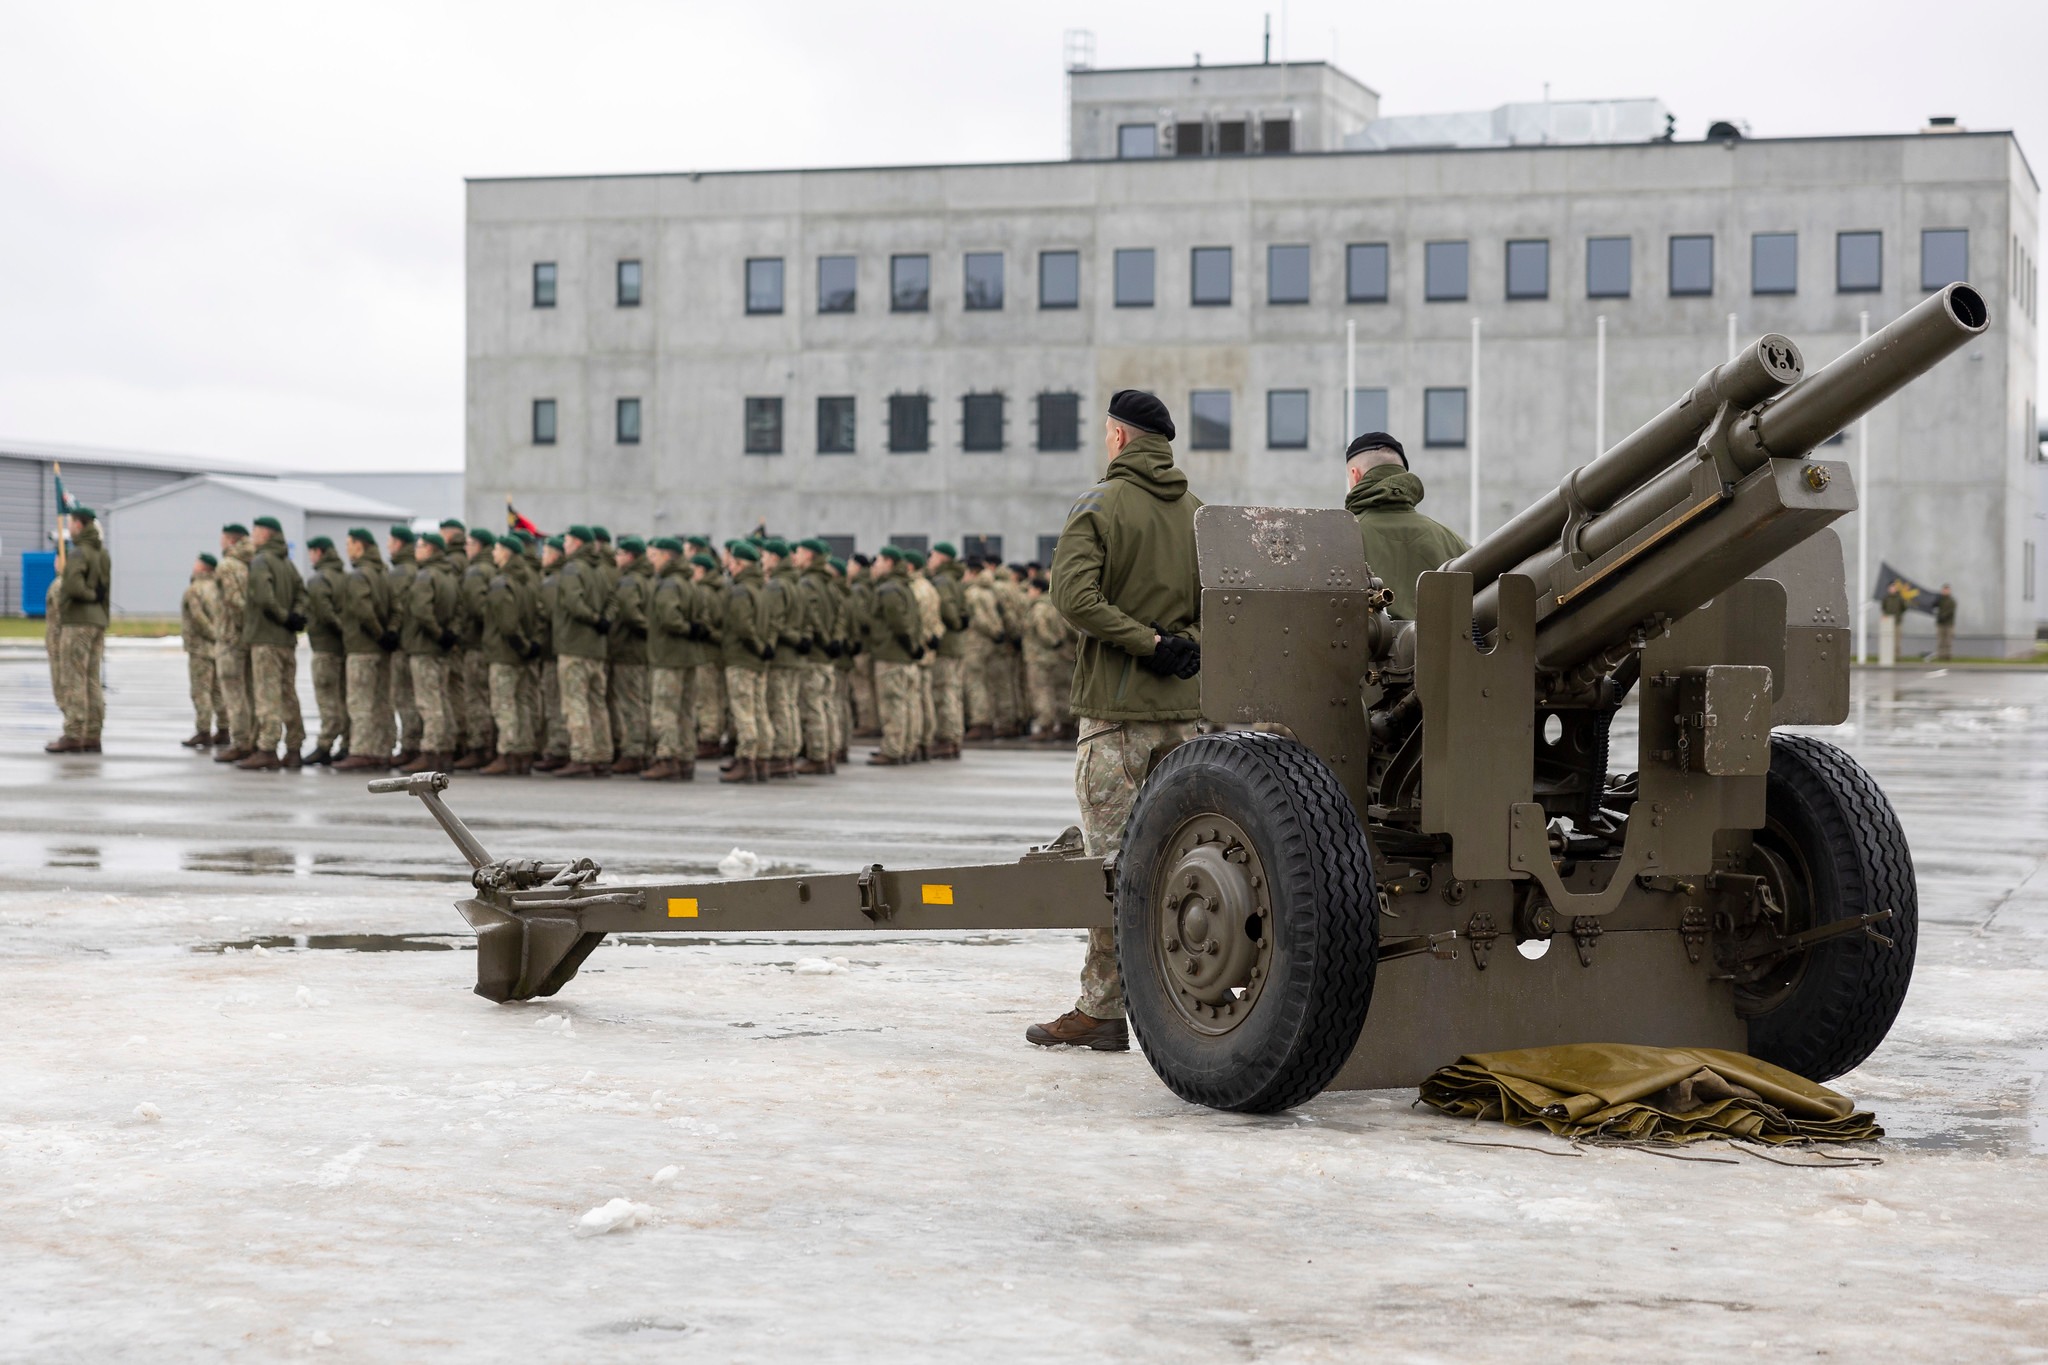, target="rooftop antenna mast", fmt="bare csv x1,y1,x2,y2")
1264,13,1271,64
1063,29,1095,158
